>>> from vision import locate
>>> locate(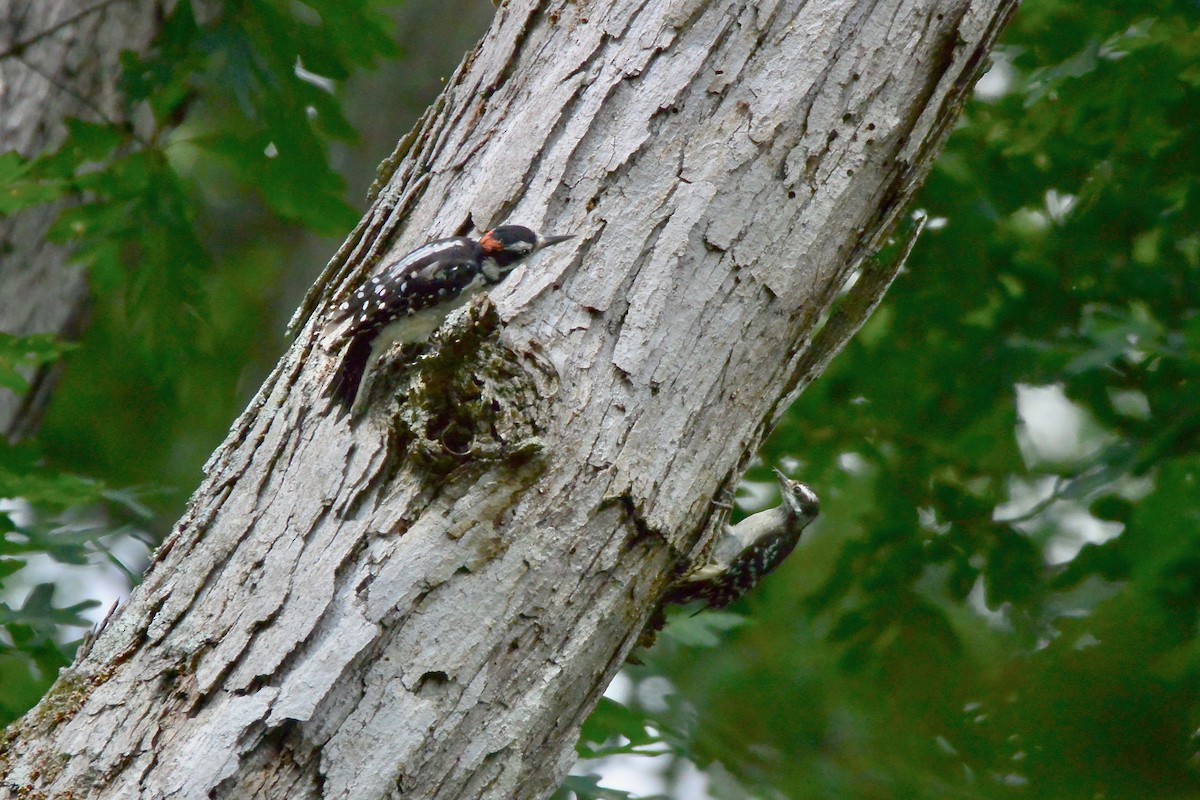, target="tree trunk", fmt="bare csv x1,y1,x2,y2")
0,0,167,440
0,1,1017,798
